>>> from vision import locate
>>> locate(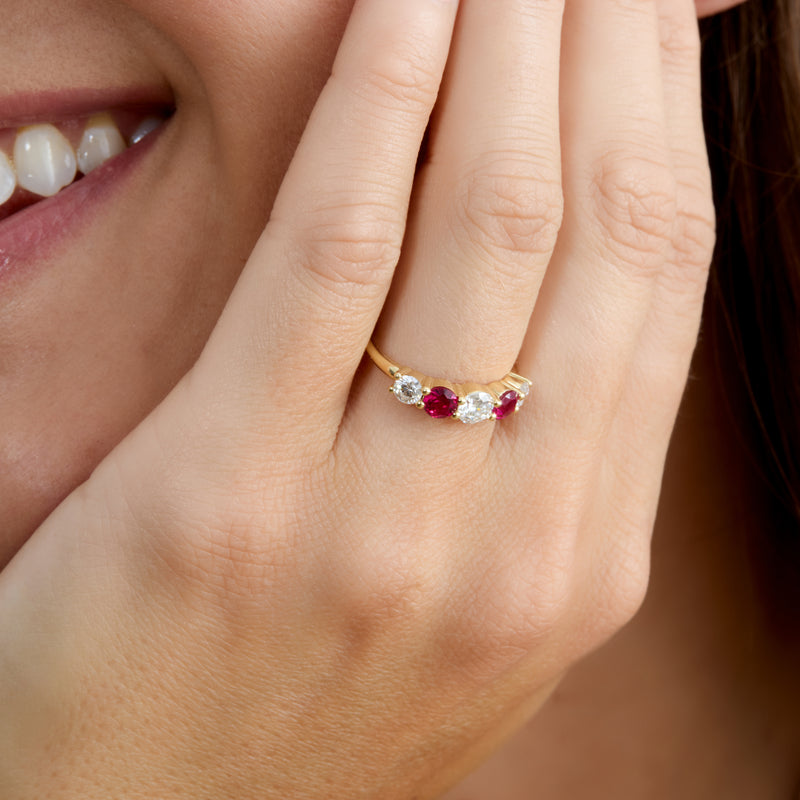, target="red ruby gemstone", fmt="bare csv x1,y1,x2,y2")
423,386,459,418
494,390,519,419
